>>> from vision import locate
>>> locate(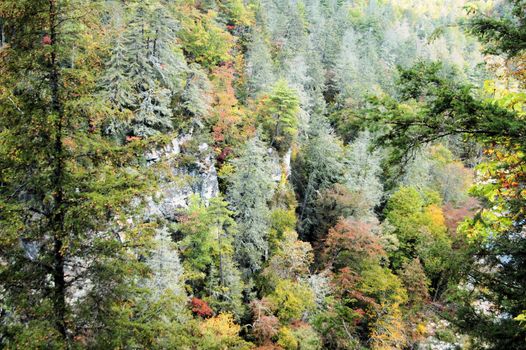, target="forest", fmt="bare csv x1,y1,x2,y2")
0,0,525,349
